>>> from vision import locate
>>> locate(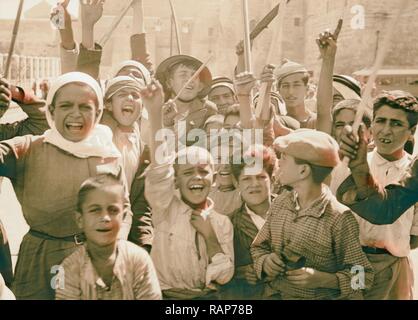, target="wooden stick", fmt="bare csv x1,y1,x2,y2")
342,0,410,166
168,0,182,55
256,0,289,120
242,0,252,73
99,0,133,47
172,55,213,103
3,0,25,79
